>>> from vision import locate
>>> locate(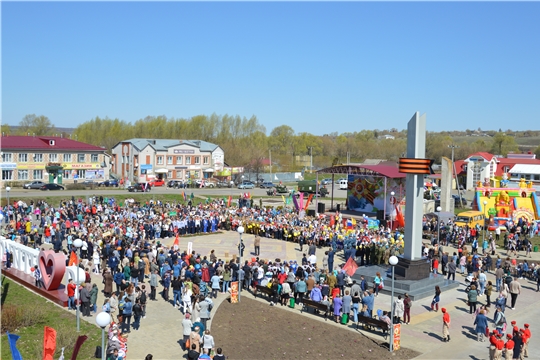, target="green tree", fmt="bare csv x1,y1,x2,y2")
0,123,11,135
490,132,519,155
18,114,55,135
